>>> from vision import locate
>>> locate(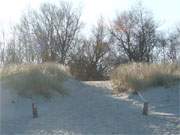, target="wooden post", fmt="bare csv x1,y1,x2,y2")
143,102,148,115
137,91,149,115
32,103,38,118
